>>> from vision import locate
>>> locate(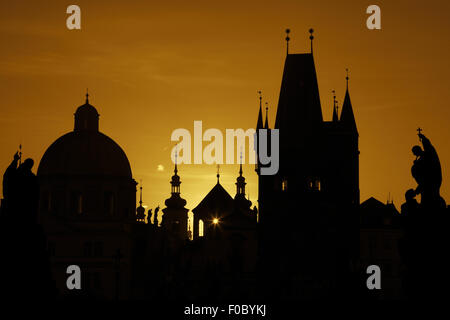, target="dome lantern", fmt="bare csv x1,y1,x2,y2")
74,92,99,132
